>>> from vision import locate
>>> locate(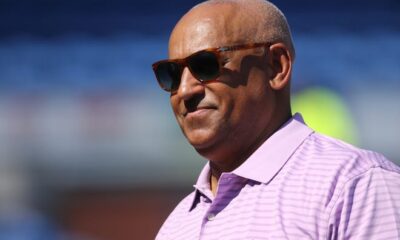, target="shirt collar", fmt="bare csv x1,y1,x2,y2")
233,113,313,183
189,163,213,211
189,113,313,211
193,162,213,198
